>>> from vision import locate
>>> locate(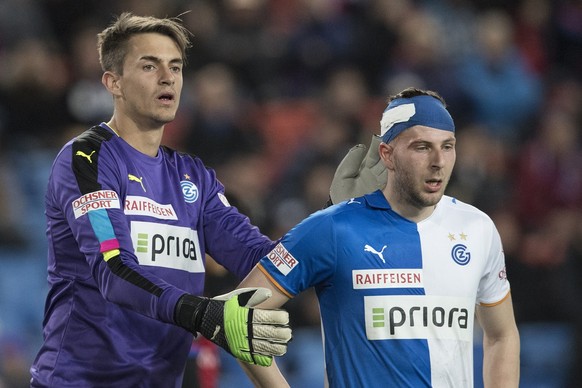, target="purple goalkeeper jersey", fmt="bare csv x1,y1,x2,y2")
30,123,276,387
